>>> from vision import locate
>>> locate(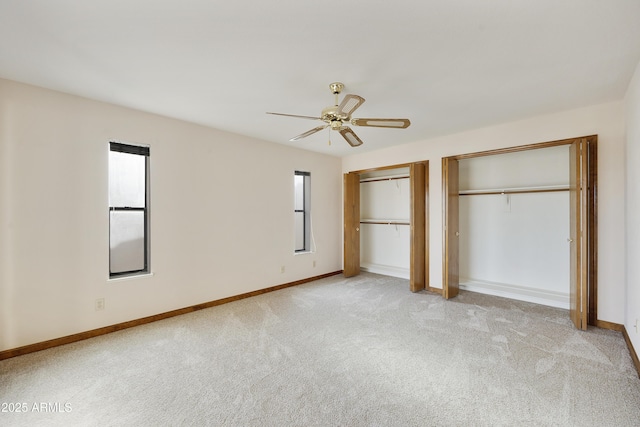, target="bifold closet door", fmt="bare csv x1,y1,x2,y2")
442,157,459,299
410,162,427,292
344,172,360,277
569,138,588,330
